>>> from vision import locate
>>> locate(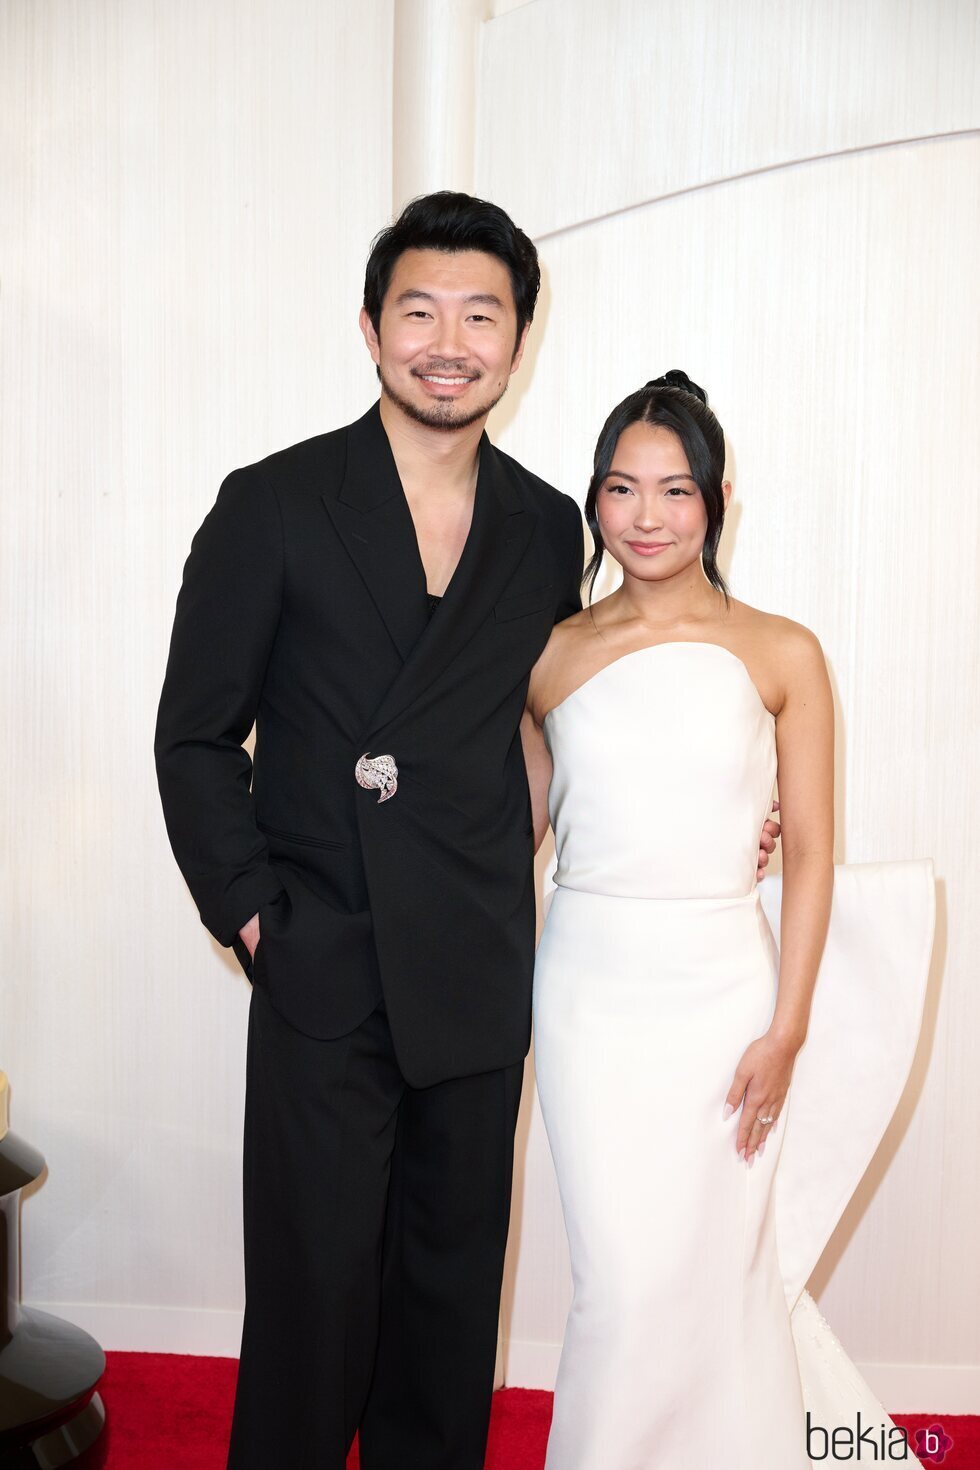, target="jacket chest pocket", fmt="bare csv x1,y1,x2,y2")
493,582,555,623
